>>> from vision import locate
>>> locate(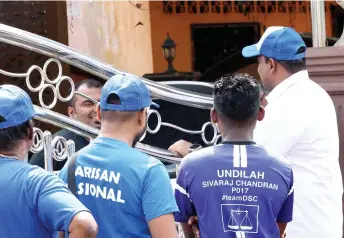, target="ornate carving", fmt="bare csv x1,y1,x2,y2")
162,1,334,15
188,1,198,14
